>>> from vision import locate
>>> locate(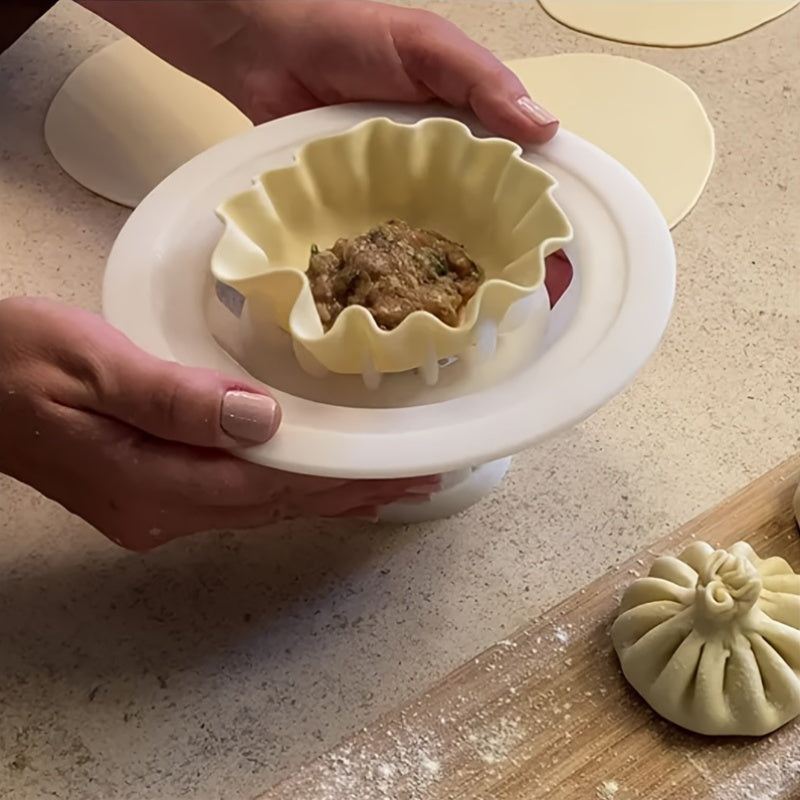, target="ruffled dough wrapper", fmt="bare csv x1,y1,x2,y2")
211,117,572,377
